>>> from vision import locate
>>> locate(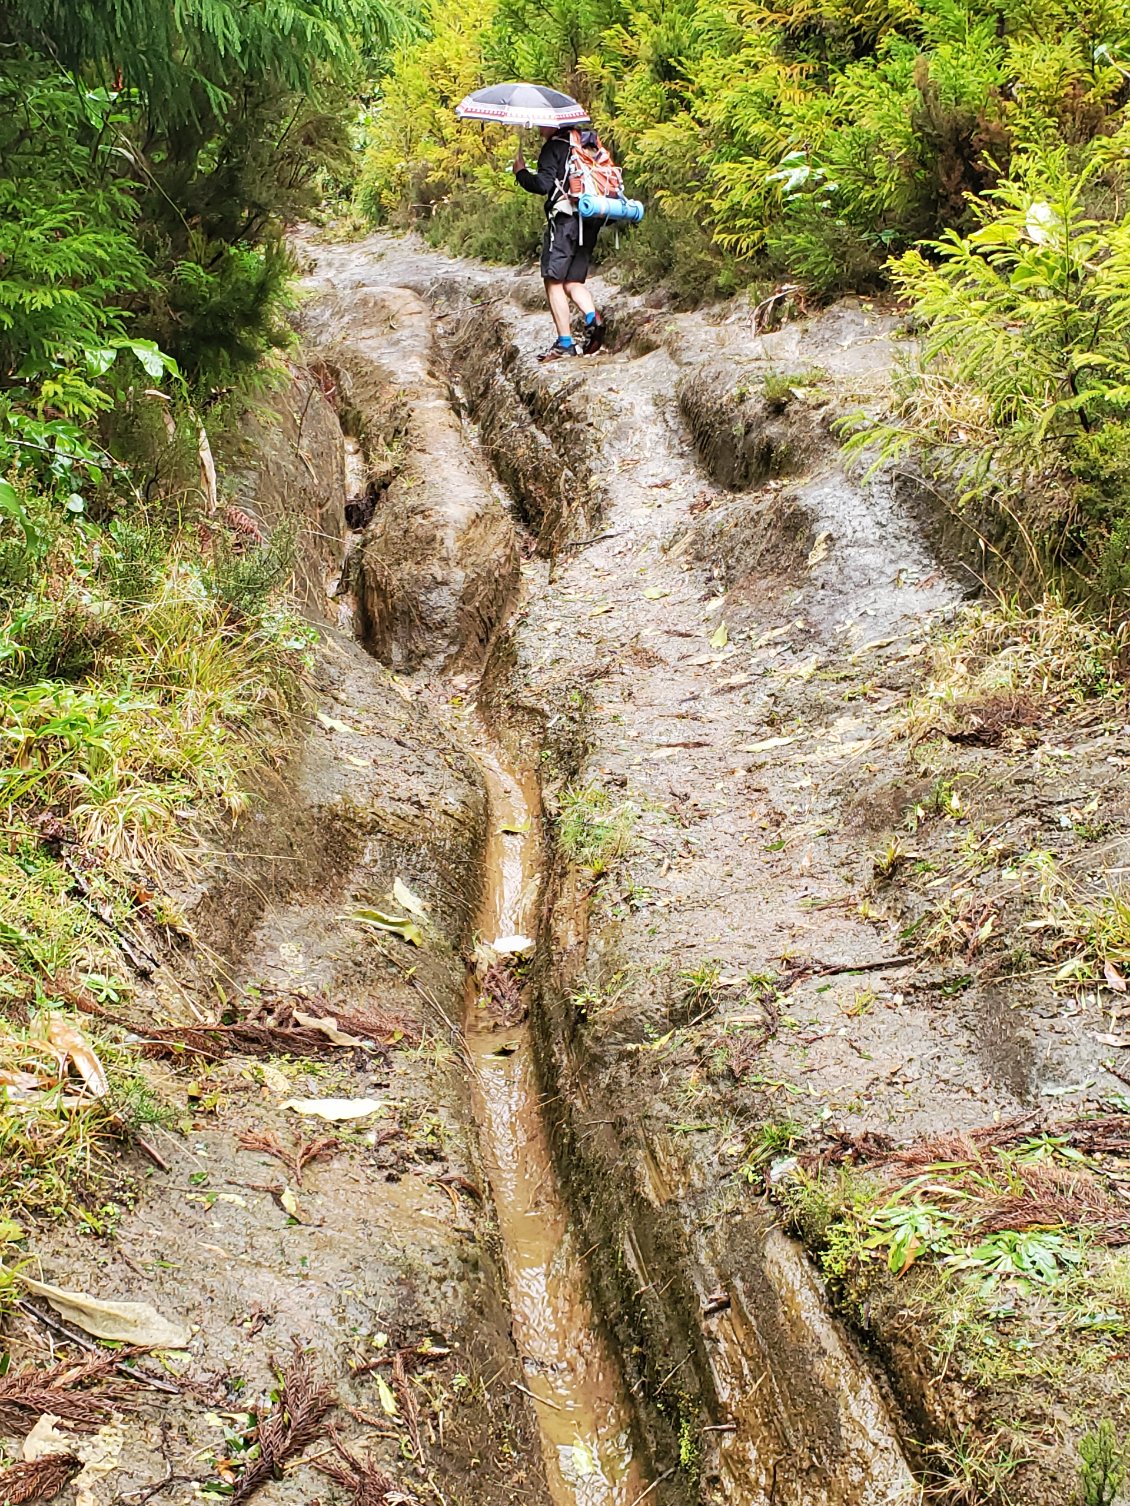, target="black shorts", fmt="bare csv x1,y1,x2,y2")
541,212,597,283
